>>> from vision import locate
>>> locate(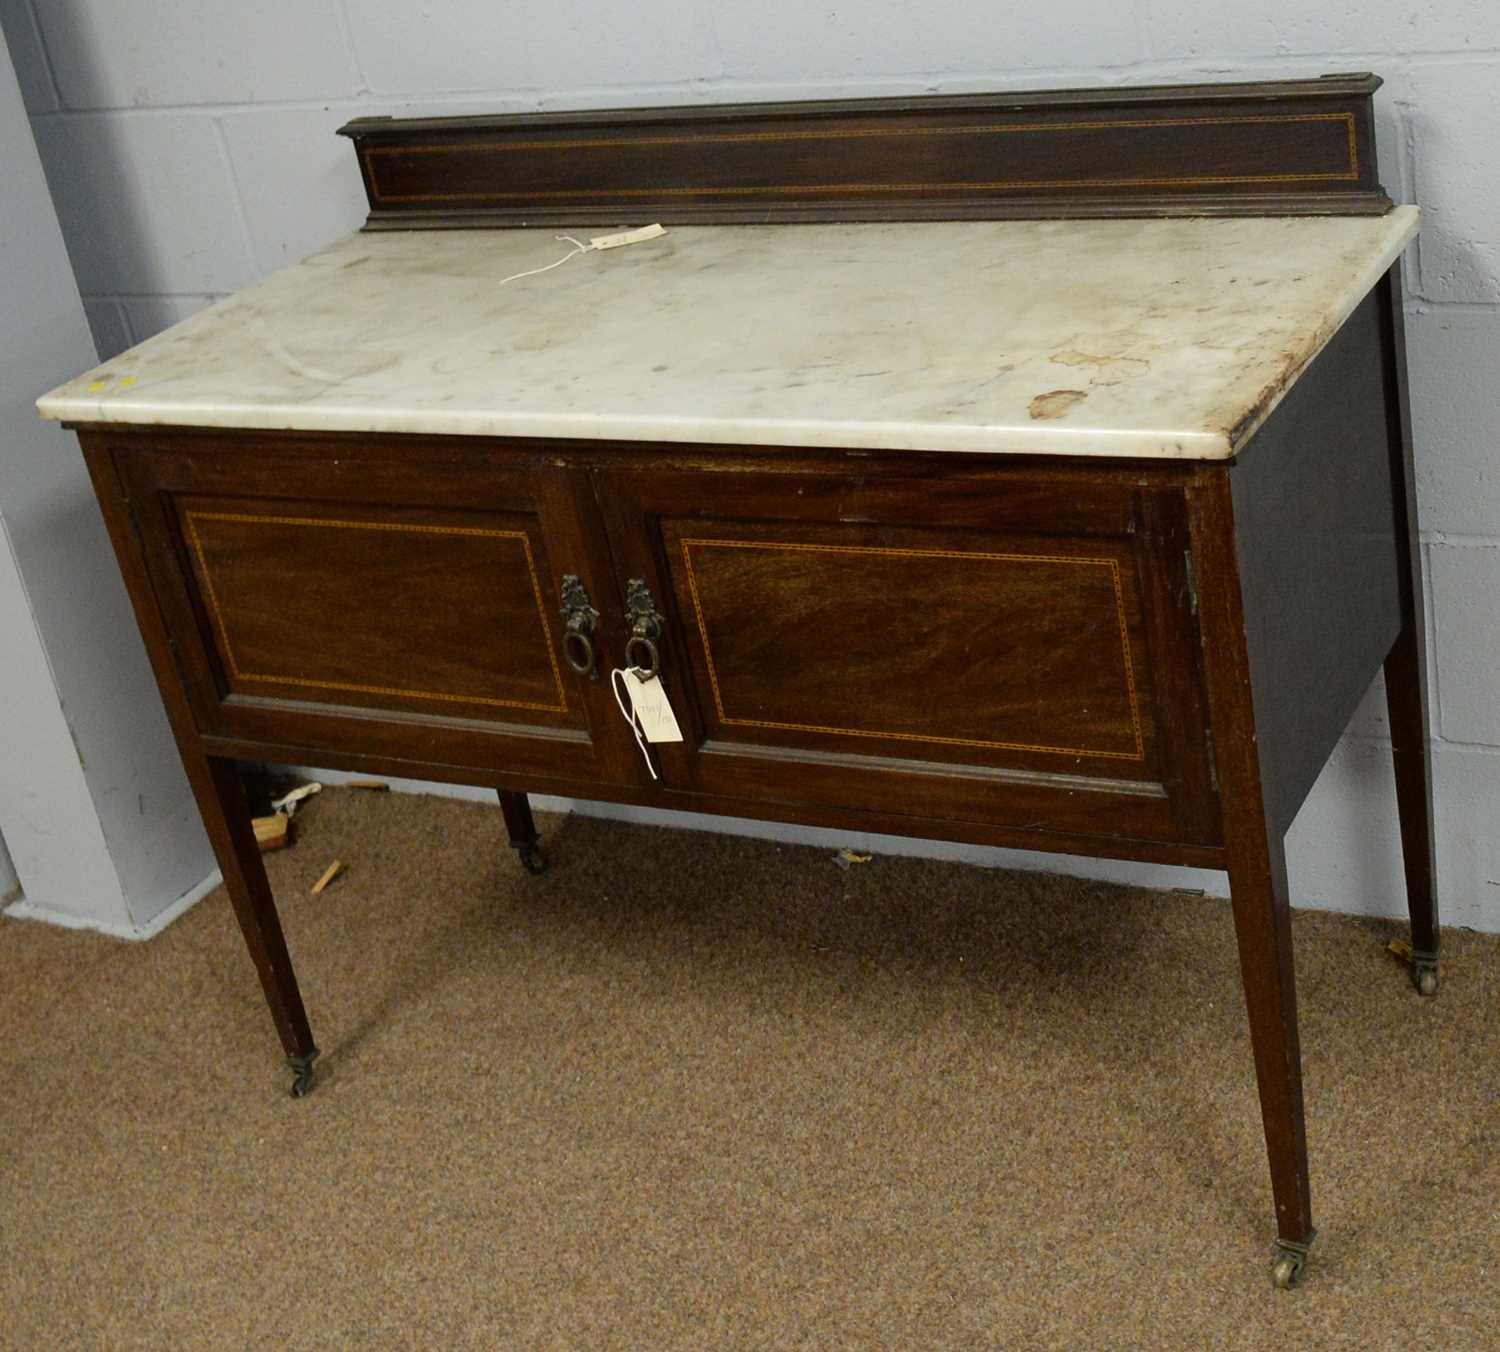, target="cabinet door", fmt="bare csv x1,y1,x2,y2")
597,465,1218,846
112,436,636,786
